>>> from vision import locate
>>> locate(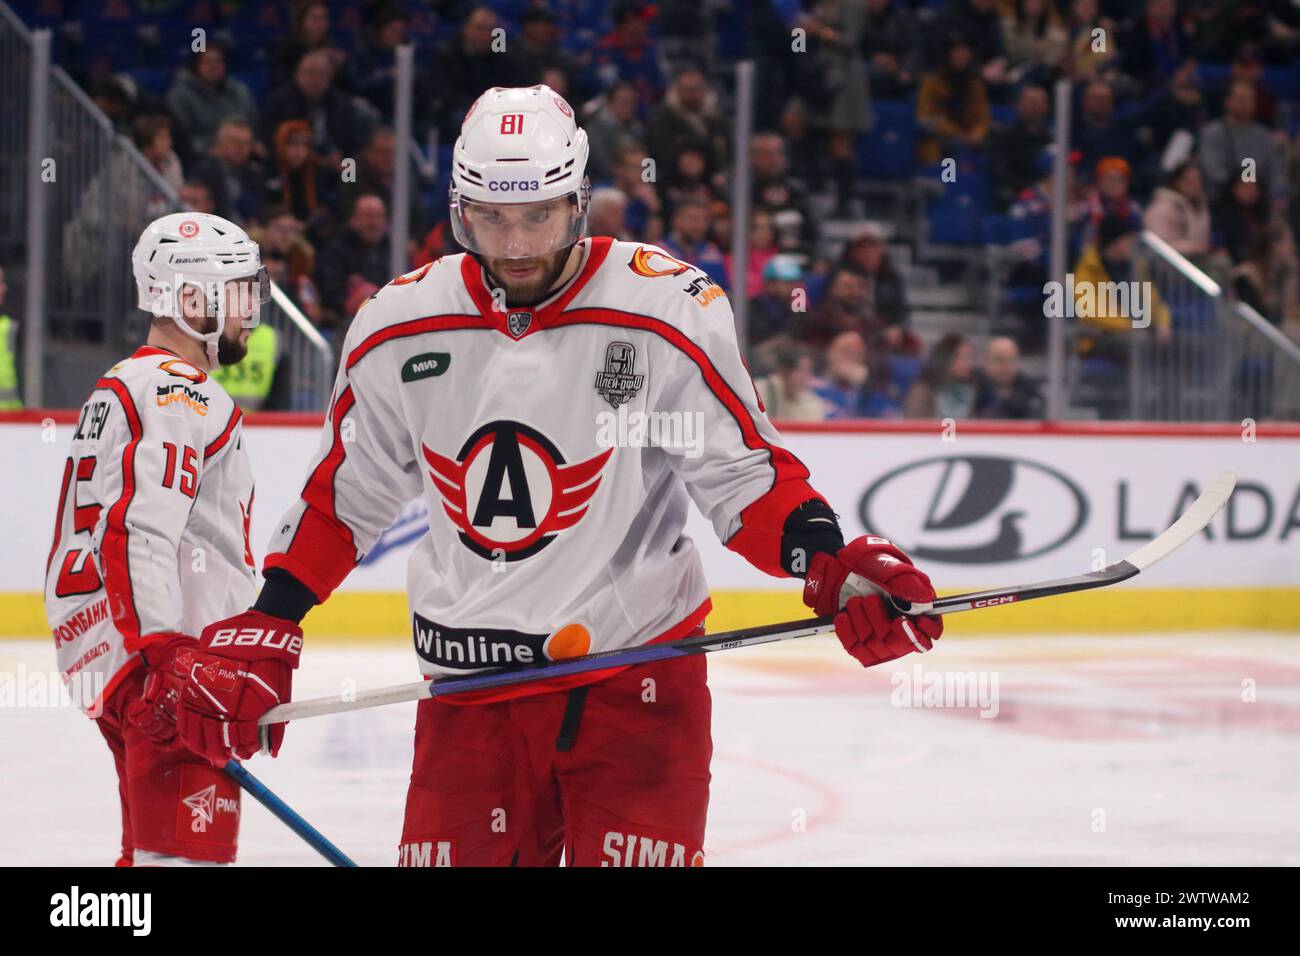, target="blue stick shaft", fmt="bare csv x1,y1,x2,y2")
222,760,357,867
